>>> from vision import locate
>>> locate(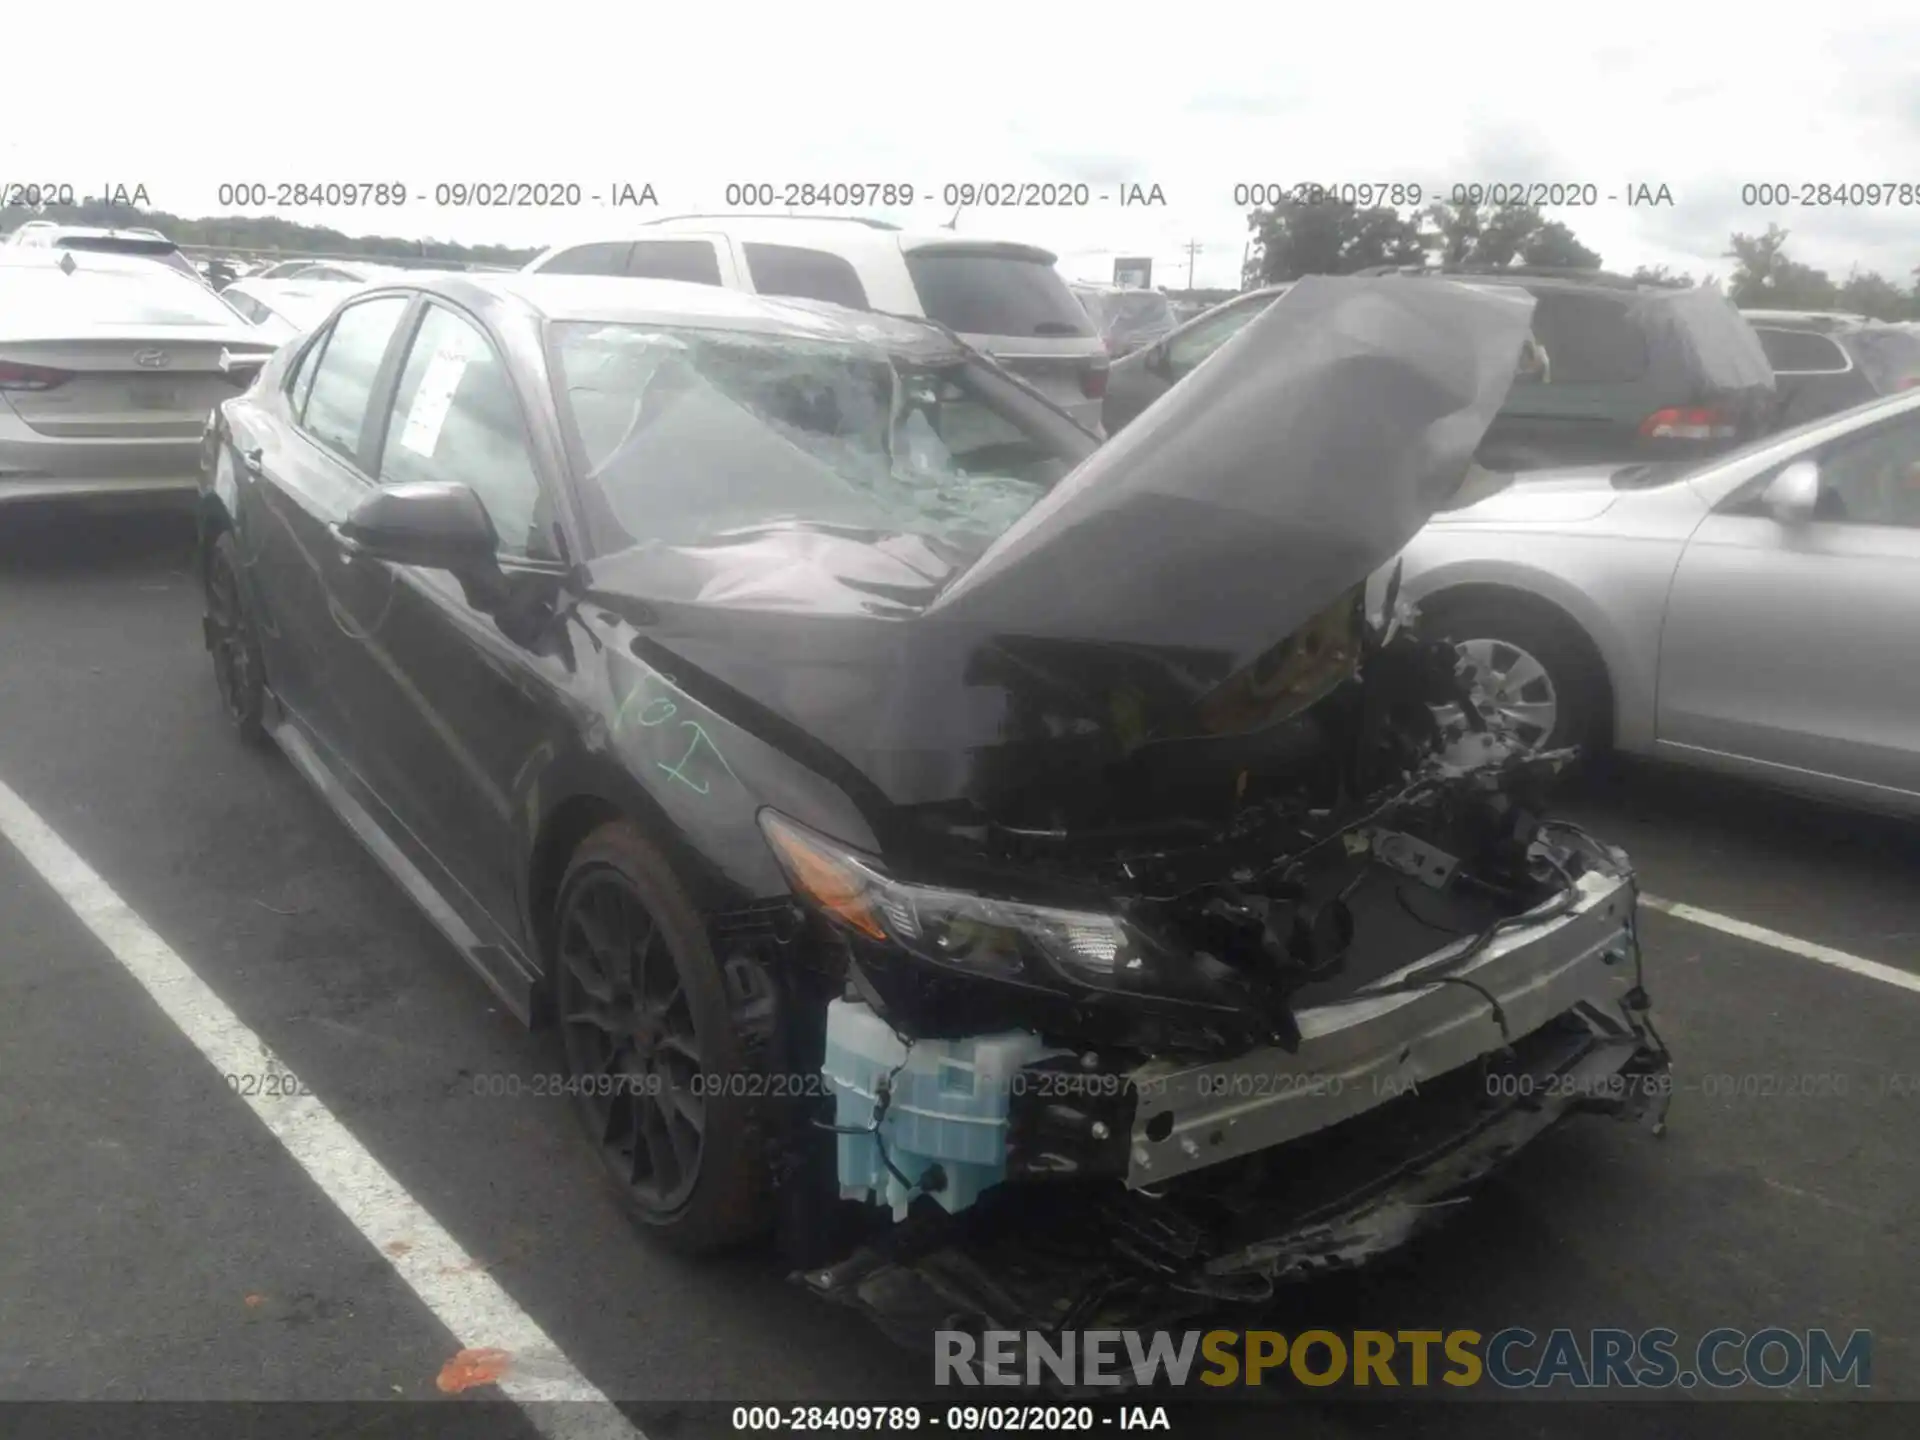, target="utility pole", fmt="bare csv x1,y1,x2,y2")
1183,238,1203,290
